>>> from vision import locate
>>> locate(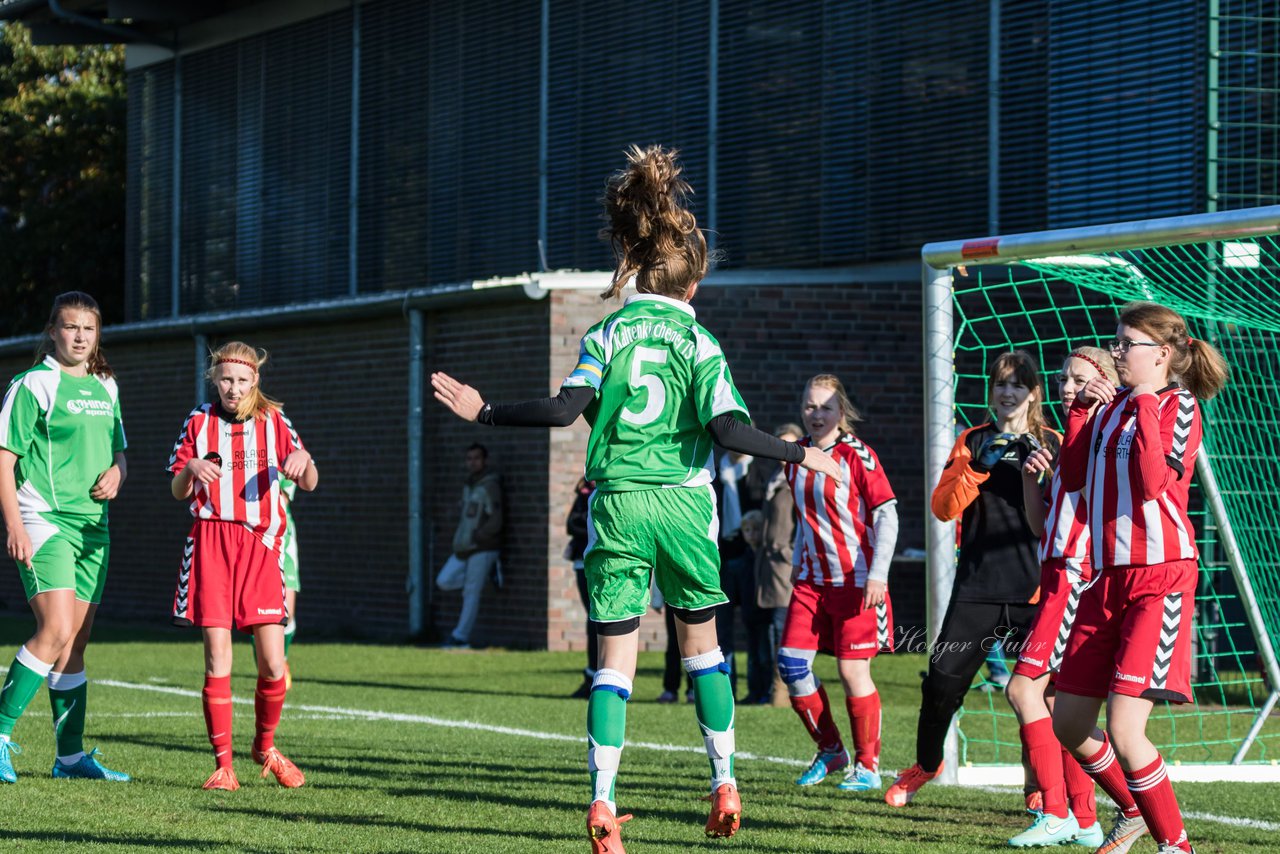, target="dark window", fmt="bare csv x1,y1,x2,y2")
125,64,174,320
1047,0,1204,225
